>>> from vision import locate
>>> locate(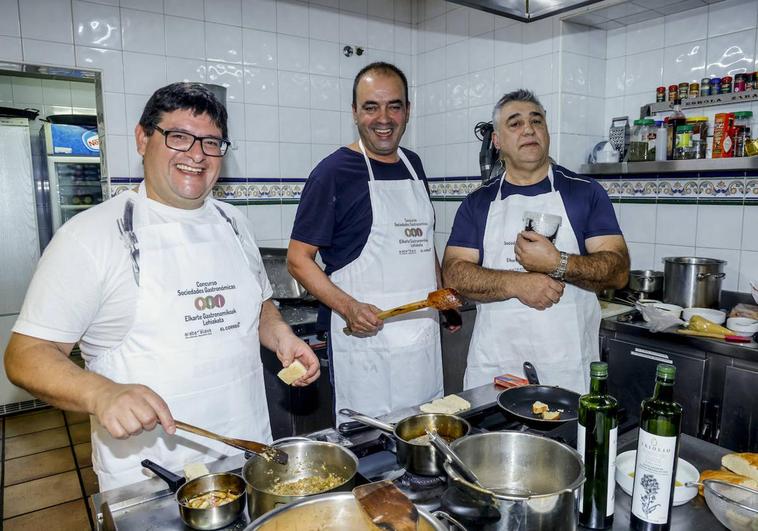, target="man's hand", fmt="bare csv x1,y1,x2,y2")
515,231,560,274
275,334,320,386
515,273,565,310
93,382,175,439
344,300,383,335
